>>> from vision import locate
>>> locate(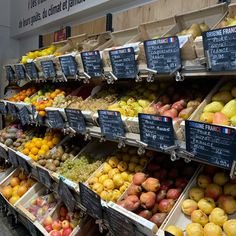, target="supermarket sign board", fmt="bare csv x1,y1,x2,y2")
11,0,110,37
